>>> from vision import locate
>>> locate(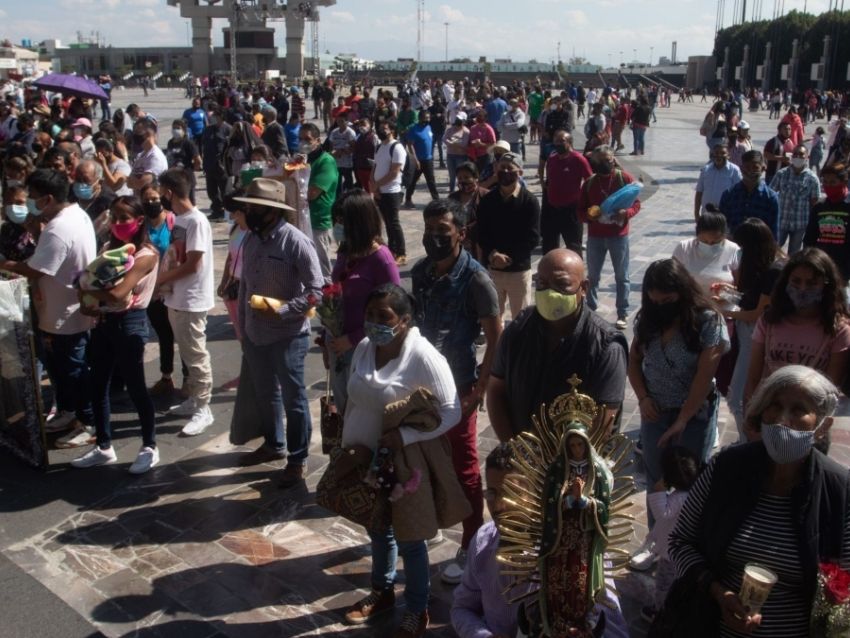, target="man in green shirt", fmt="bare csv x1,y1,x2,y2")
299,122,338,282
528,85,545,145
